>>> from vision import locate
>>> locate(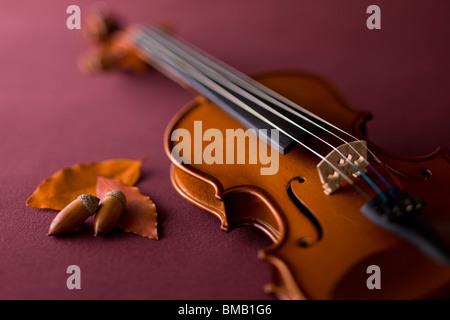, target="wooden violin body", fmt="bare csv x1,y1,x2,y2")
80,9,450,299
164,71,450,300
